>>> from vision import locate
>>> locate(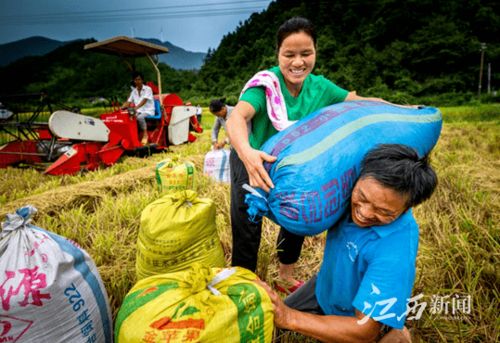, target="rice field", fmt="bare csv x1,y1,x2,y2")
0,105,498,342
